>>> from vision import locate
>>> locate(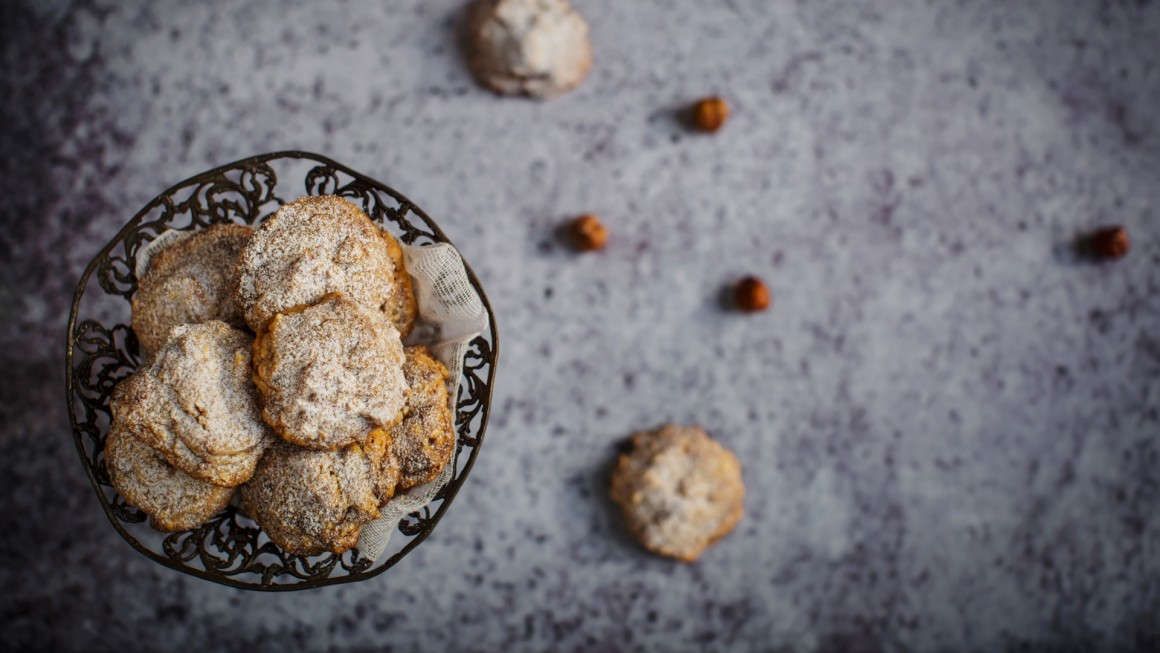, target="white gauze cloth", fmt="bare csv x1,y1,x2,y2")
356,241,487,560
